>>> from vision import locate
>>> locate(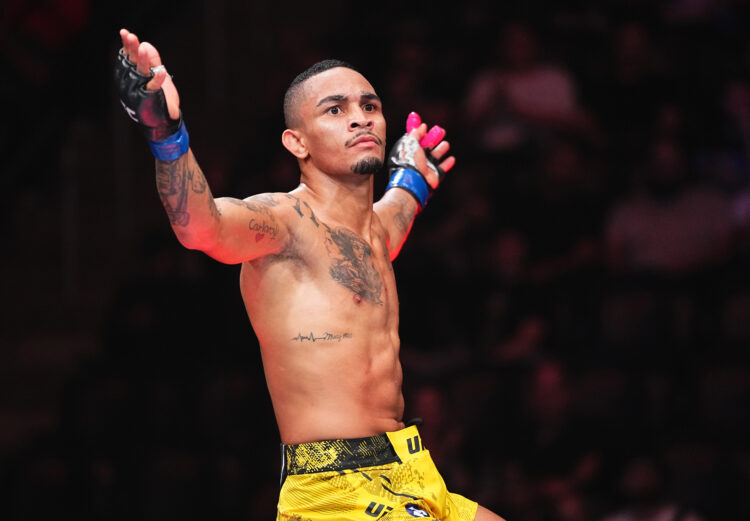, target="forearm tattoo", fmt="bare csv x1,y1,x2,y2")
380,196,416,236
392,202,412,235
155,157,212,227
